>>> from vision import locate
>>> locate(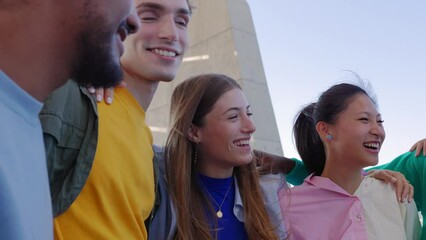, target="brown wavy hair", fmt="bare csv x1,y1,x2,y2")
165,73,279,240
